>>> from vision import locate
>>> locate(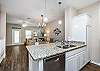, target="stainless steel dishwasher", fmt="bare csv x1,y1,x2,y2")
44,53,65,71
